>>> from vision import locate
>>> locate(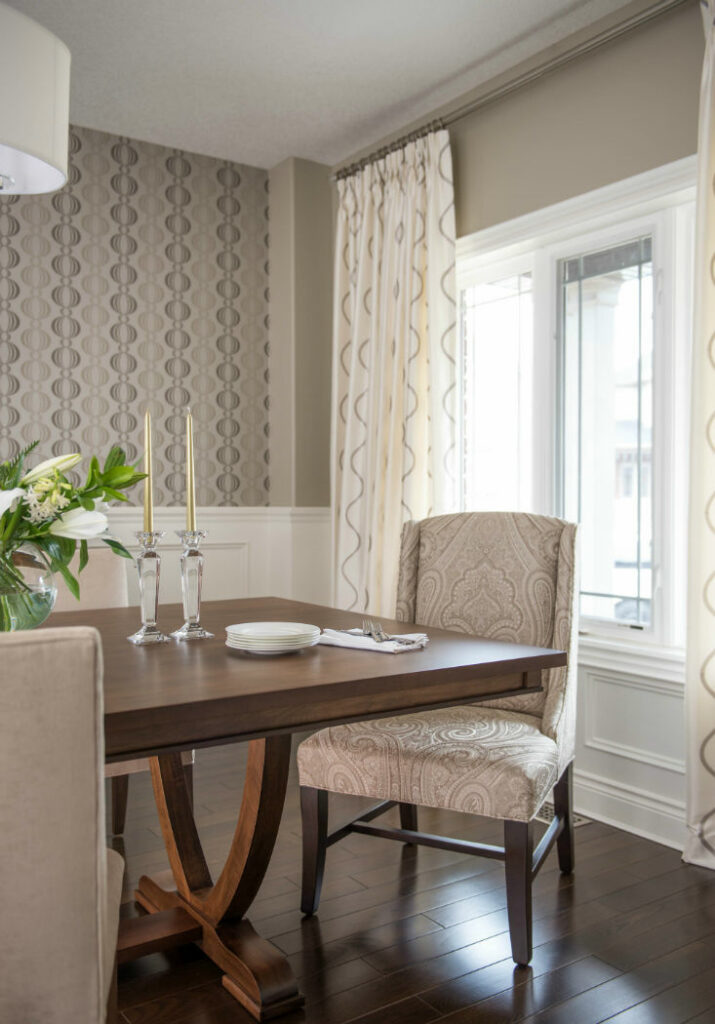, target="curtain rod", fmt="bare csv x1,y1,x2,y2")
331,0,691,183
333,119,445,182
